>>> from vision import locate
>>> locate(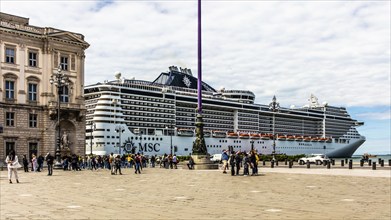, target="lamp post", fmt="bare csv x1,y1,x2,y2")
115,125,125,155
49,65,70,168
166,123,175,155
88,121,96,155
269,95,280,162
250,140,254,152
